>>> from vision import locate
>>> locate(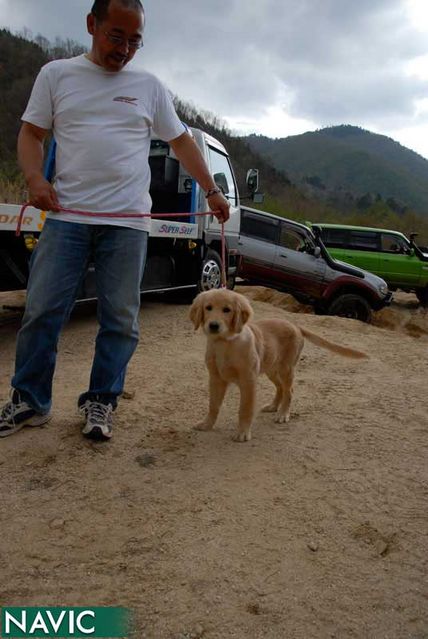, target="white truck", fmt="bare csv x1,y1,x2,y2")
0,127,260,298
